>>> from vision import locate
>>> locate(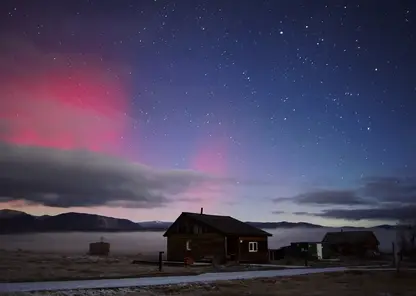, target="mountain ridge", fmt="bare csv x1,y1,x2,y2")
0,209,142,233
0,209,396,233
